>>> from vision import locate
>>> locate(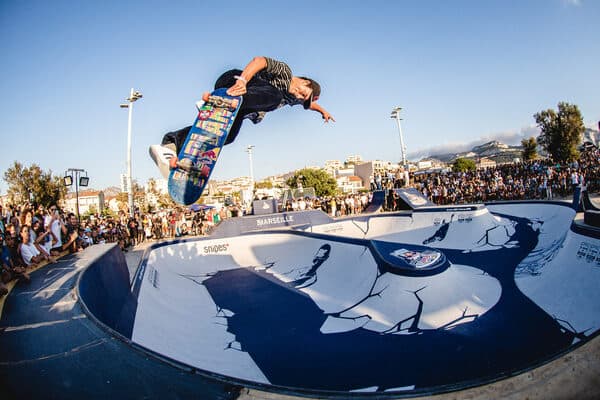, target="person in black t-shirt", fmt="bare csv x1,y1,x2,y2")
150,56,335,178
